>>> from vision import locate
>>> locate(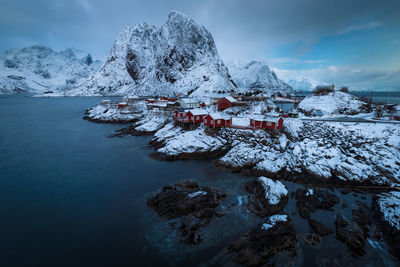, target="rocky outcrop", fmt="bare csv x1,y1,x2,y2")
308,218,333,236
151,120,400,187
375,191,400,259
295,189,339,218
147,179,227,244
335,213,368,257
73,11,235,97
226,214,297,266
243,177,288,217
